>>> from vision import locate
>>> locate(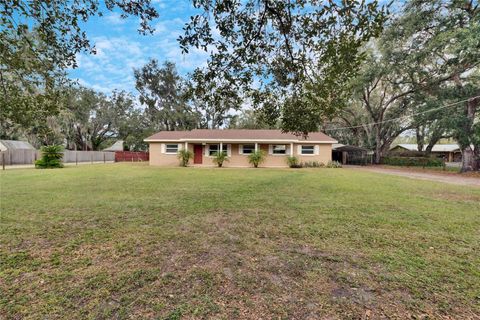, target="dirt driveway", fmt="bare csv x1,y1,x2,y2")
351,166,480,187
